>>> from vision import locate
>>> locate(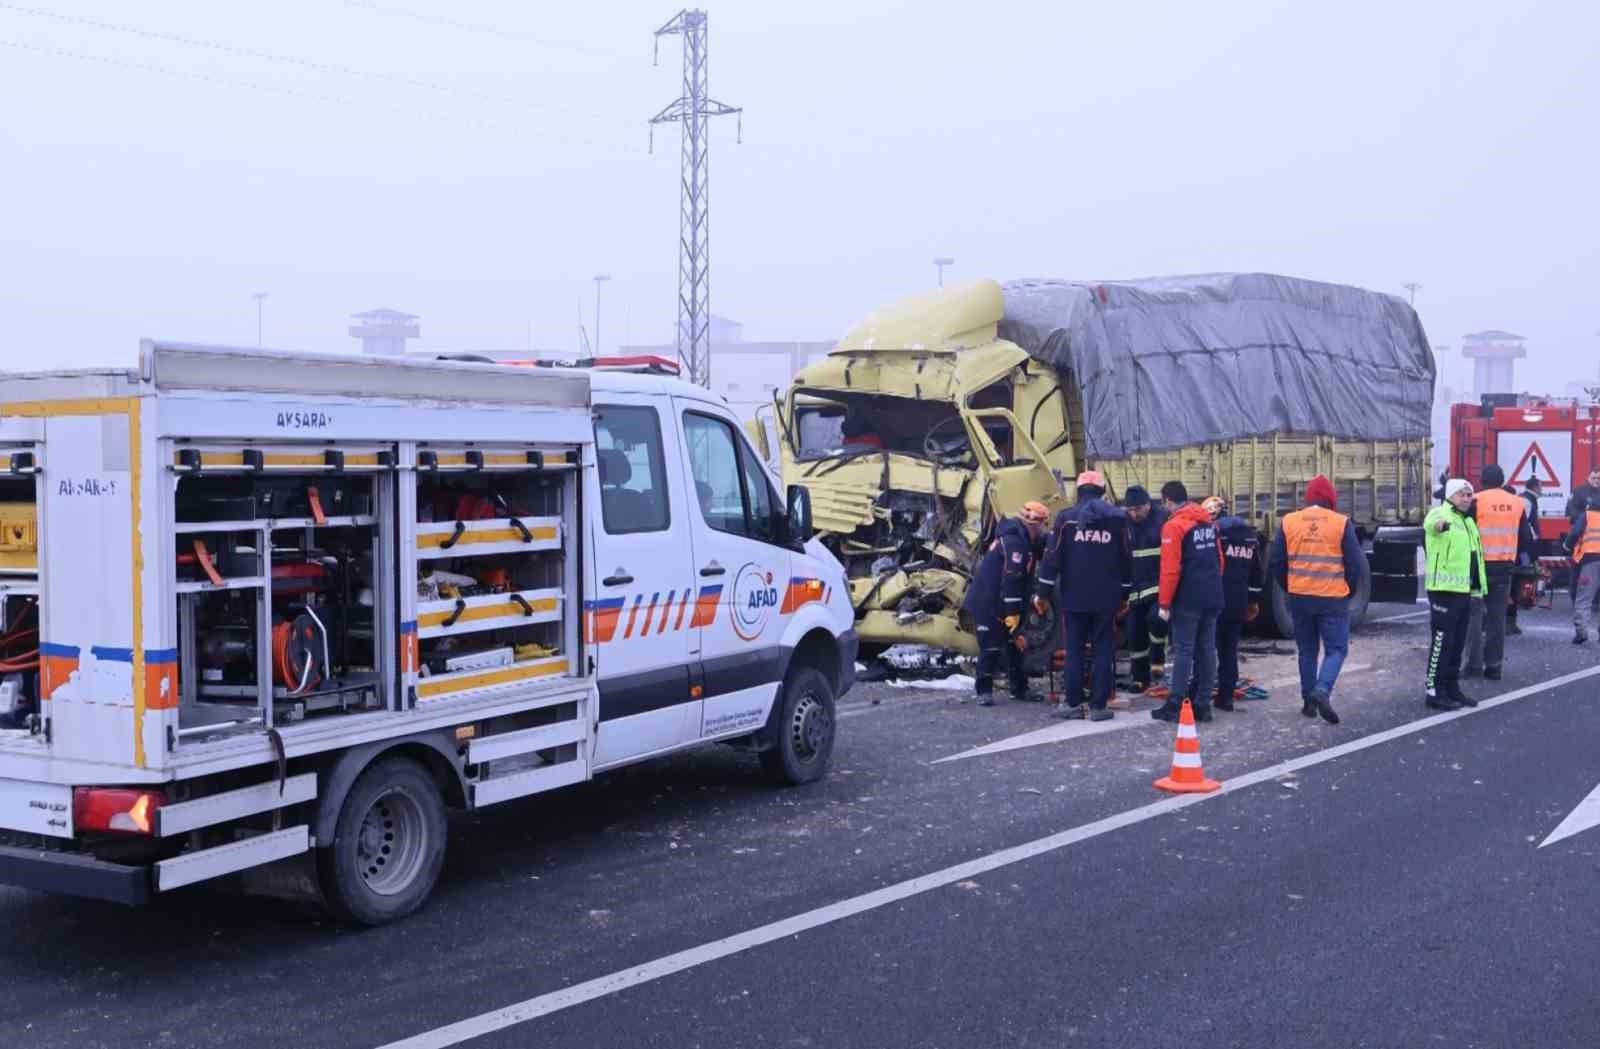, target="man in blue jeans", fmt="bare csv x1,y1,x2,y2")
1266,474,1361,725
1151,481,1225,723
